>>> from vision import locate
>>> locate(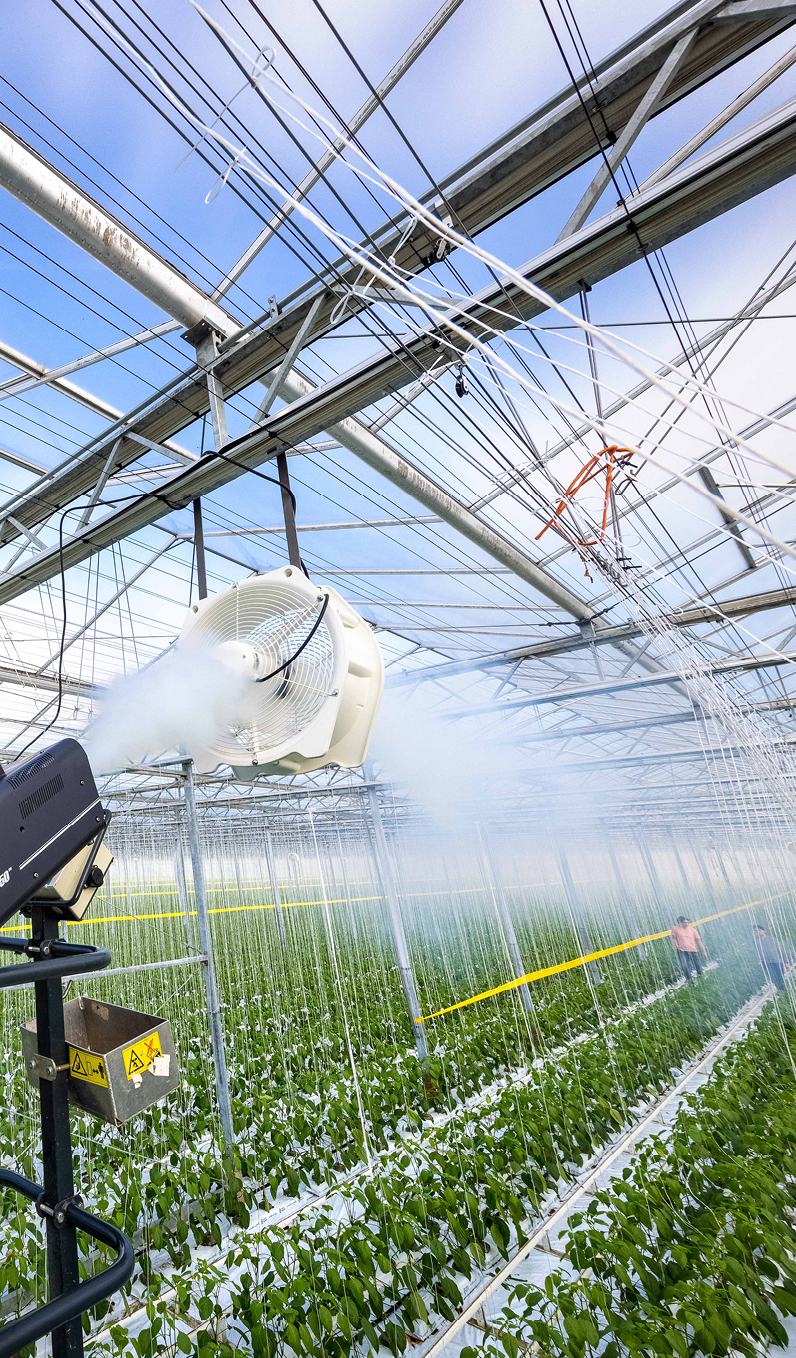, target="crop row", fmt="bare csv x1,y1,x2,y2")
479,994,796,1358
86,960,761,1357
